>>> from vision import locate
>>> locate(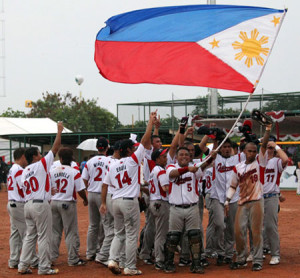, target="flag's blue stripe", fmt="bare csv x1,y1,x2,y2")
97,5,284,42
